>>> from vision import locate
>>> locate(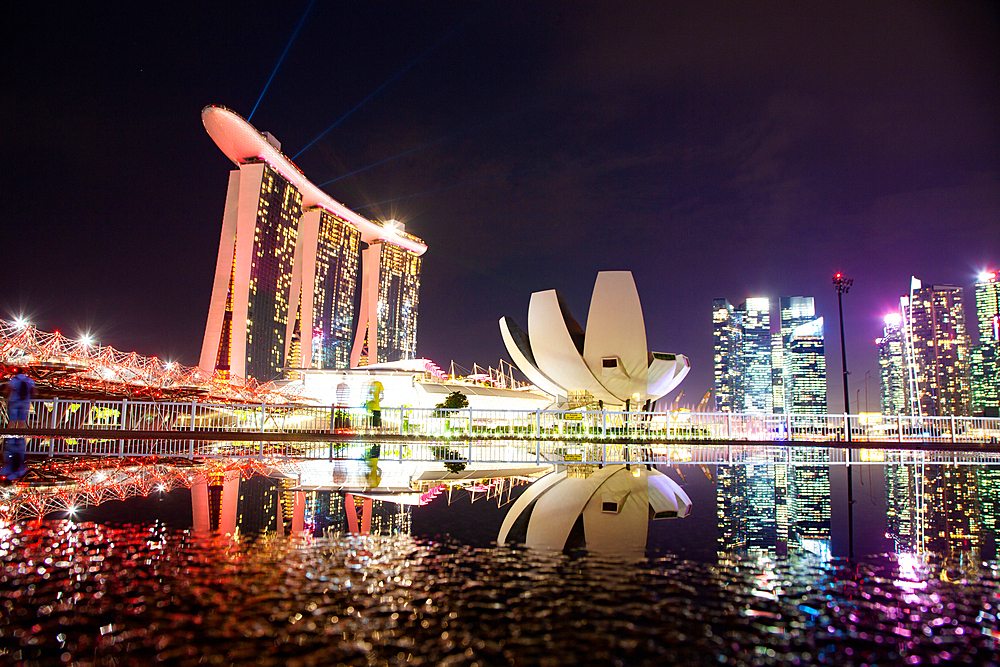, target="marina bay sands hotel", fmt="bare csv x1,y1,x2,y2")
199,106,427,382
